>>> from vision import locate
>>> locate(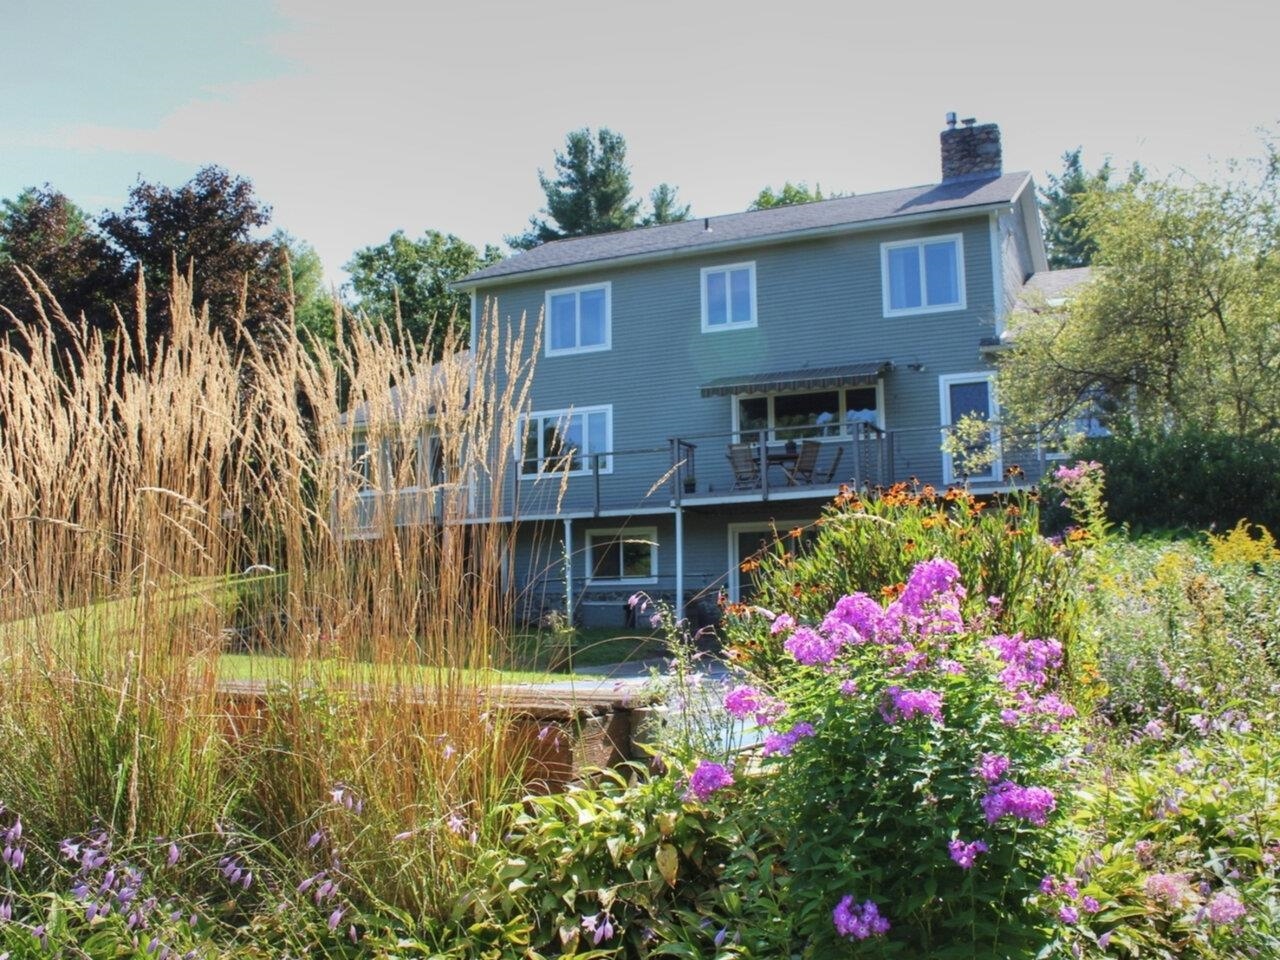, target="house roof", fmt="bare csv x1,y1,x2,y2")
699,361,893,398
1016,267,1093,309
459,171,1032,288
